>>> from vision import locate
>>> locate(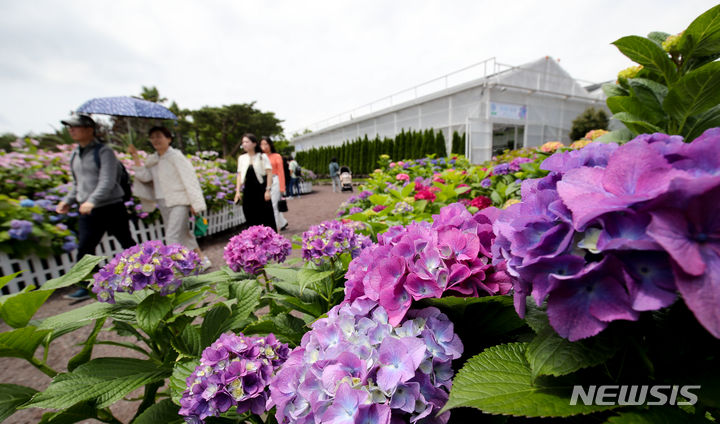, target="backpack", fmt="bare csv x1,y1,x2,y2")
70,143,132,203
294,165,302,178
